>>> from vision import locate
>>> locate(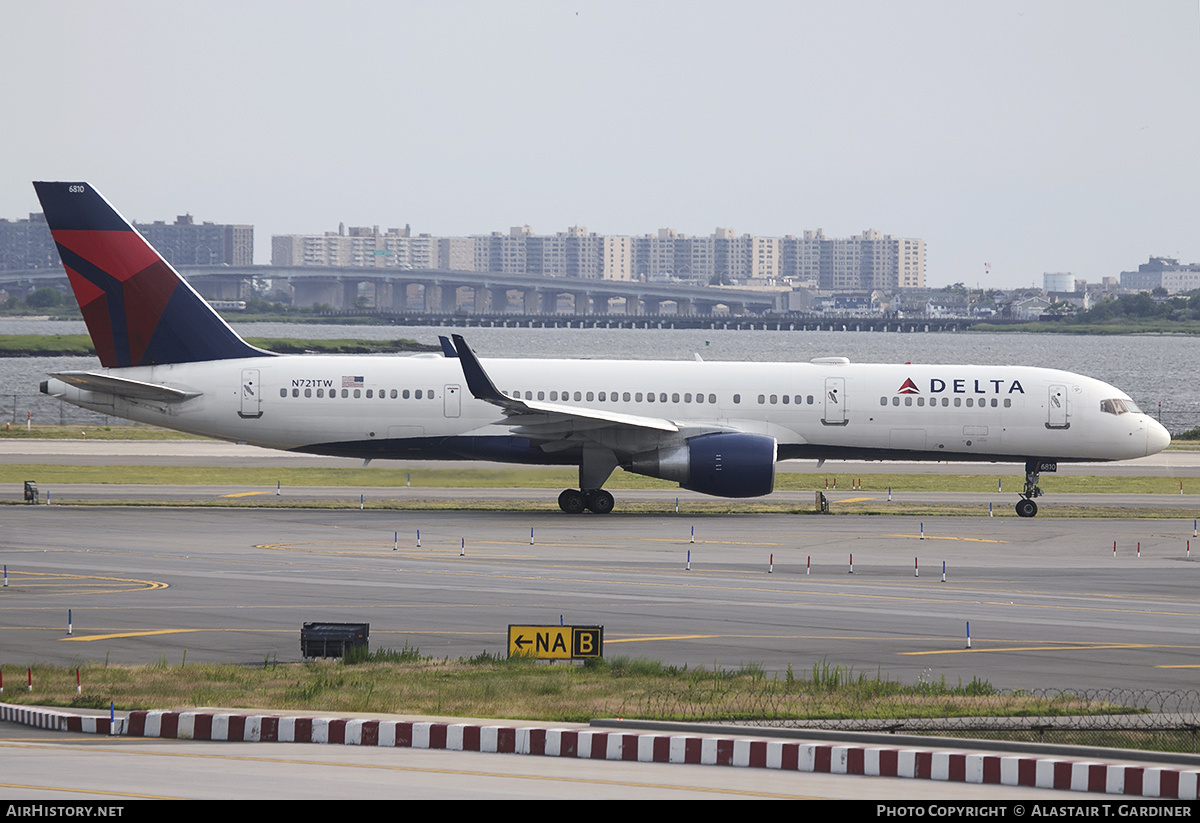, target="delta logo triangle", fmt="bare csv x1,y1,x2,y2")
897,378,920,394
